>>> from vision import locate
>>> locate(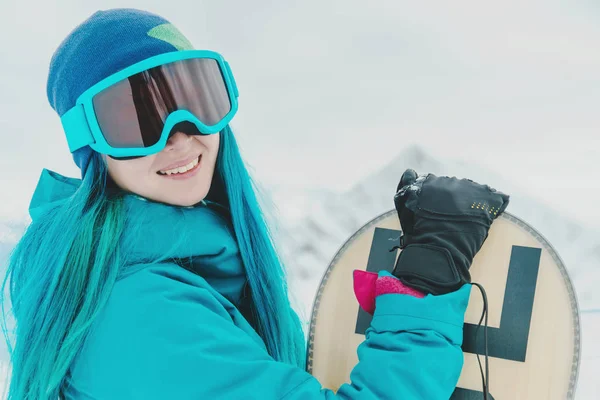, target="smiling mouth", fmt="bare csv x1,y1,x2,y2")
157,155,202,176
